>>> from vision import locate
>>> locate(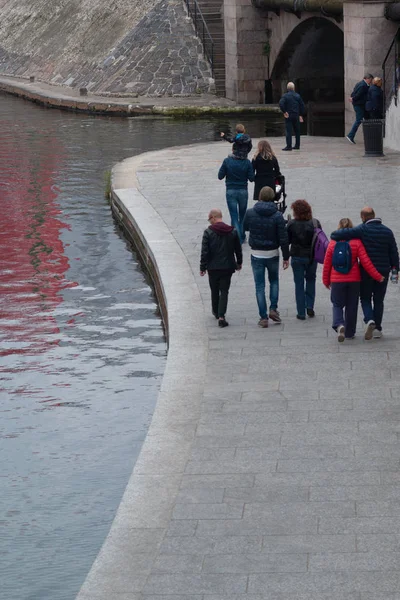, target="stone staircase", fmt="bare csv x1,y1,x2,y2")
190,0,226,96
